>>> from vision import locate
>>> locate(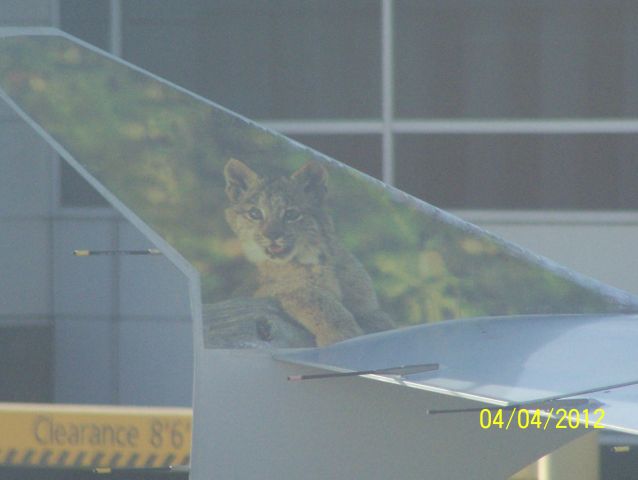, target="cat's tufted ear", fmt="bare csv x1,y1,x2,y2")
291,162,328,202
224,158,259,202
